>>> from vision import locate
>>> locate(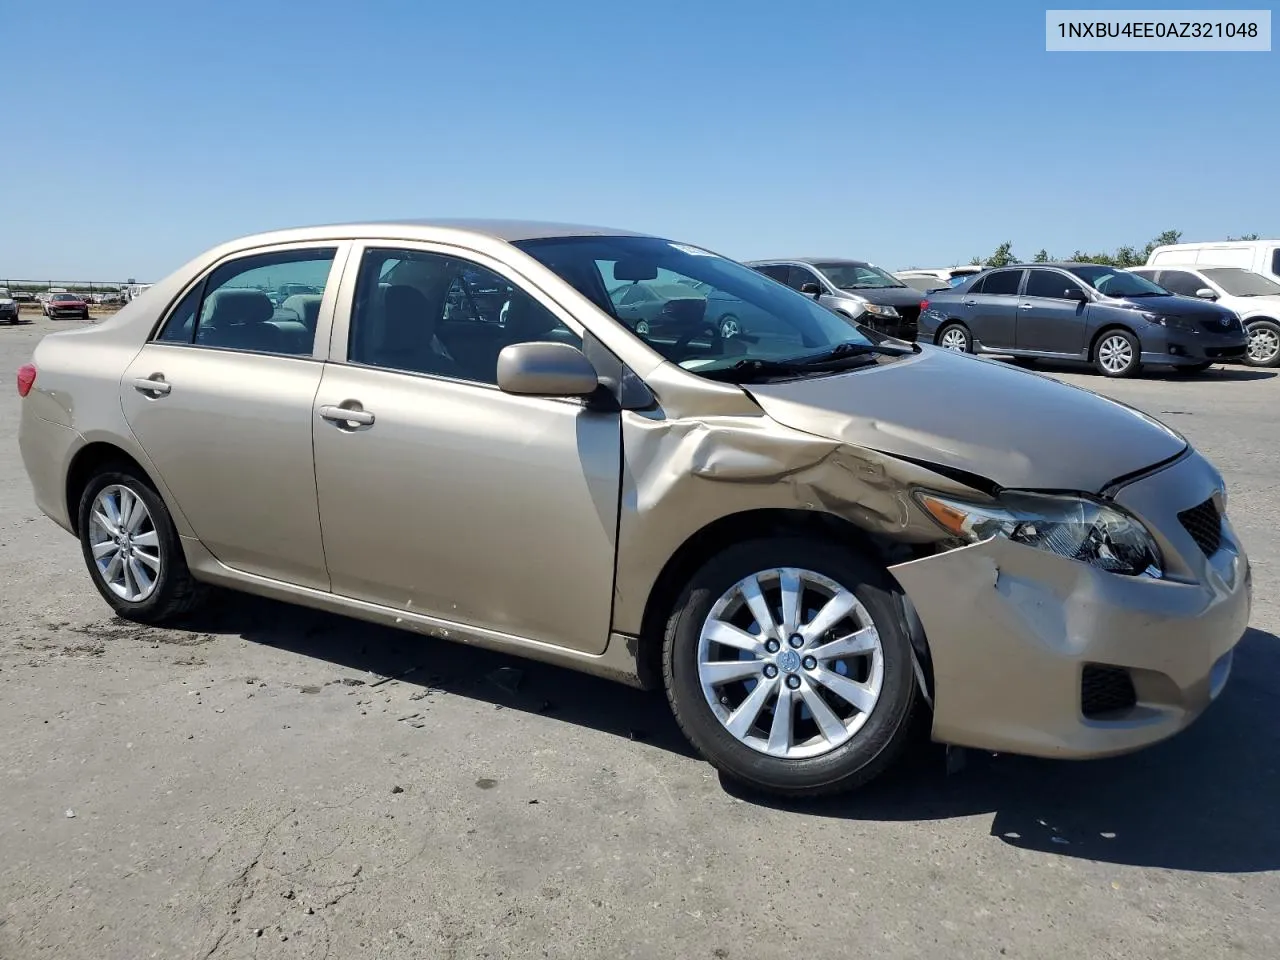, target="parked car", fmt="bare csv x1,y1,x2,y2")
1127,265,1280,368
42,292,91,321
17,220,1250,798
919,262,1248,377
0,288,22,324
1147,238,1280,286
12,291,37,304
895,266,986,293
745,258,921,341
